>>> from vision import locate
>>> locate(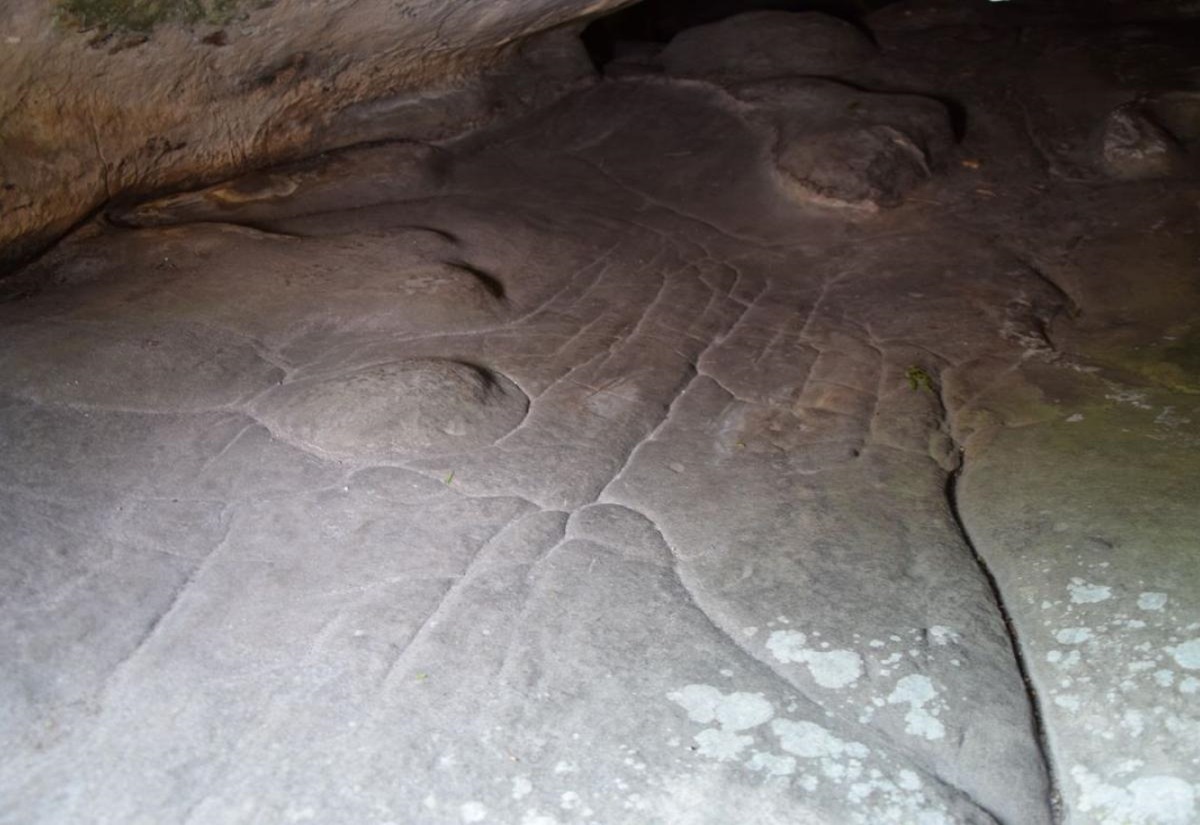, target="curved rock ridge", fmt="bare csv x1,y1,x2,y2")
661,11,876,83
733,78,955,210
0,0,612,272
108,141,451,228
255,358,530,460
3,221,512,351
652,12,956,210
